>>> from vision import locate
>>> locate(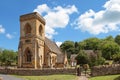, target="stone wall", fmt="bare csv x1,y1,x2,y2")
91,64,120,76
0,68,76,76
